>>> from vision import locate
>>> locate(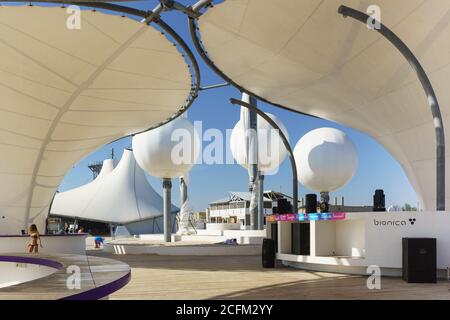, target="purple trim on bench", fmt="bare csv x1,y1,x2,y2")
0,255,64,270
0,233,88,238
61,271,131,300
